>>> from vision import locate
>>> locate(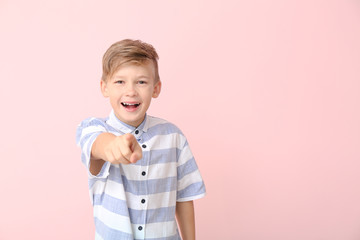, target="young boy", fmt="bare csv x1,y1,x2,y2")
76,39,206,240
